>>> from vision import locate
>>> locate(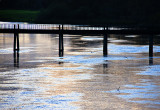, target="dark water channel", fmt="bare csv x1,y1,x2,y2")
0,23,160,110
